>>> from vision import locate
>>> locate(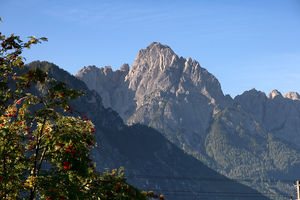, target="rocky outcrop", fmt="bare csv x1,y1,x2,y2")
284,91,300,100
76,64,136,120
267,89,283,99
